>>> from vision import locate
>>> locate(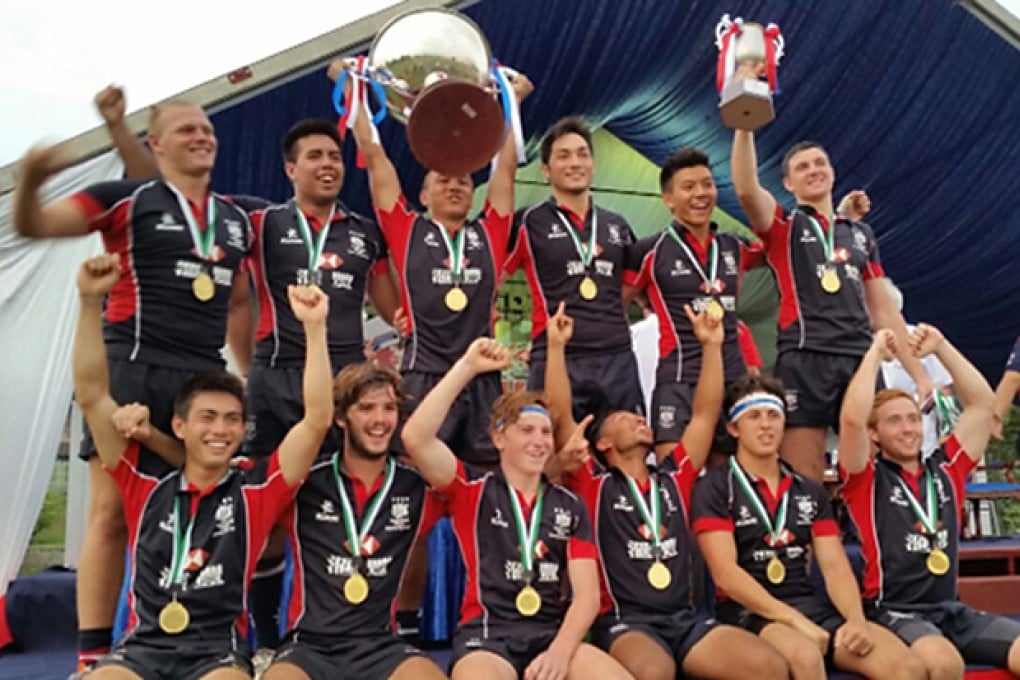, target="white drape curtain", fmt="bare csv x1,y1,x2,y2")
0,151,122,594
